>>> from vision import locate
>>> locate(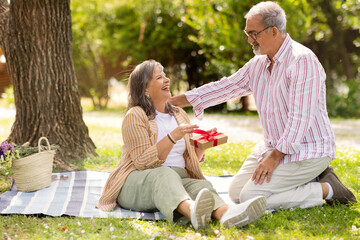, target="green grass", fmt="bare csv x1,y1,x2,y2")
1,113,360,239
